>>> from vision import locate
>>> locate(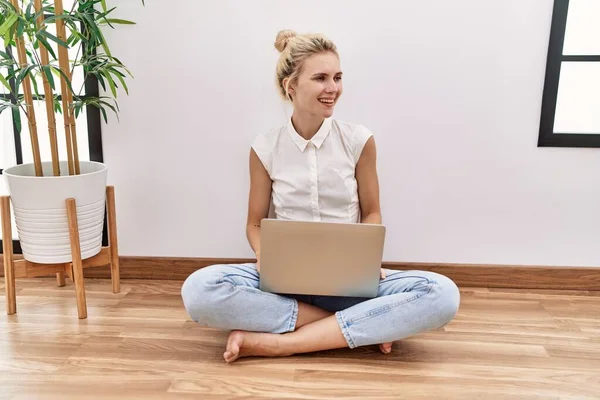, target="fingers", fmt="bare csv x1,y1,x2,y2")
380,269,386,279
